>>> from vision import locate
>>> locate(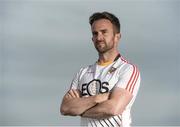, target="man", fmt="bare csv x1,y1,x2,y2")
60,11,141,127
